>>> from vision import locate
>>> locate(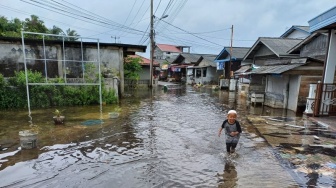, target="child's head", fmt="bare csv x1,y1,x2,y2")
227,110,237,124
